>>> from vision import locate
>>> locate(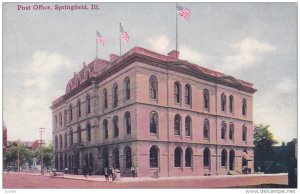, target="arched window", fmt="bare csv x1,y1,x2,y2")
69,129,73,146
55,156,58,169
221,93,226,112
103,89,108,109
174,147,182,167
124,77,130,100
113,83,118,108
59,134,63,149
203,119,210,139
112,148,120,169
185,147,193,167
59,113,62,126
185,84,192,105
242,98,247,116
64,110,67,126
86,71,90,80
113,116,119,137
55,115,58,128
221,149,227,167
149,75,158,99
77,125,81,143
64,154,68,170
150,146,159,168
203,148,210,167
77,99,81,118
55,136,58,150
229,95,234,113
89,153,93,170
229,122,234,141
242,125,247,142
174,82,181,103
174,114,181,135
60,154,63,170
221,121,226,140
125,147,132,169
64,132,67,148
124,112,131,134
203,89,210,109
69,104,73,122
229,149,235,171
103,119,108,139
185,116,191,136
150,111,158,134
86,94,91,114
86,122,91,142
